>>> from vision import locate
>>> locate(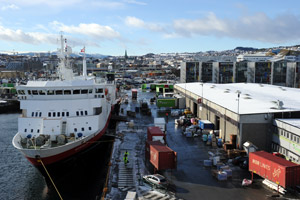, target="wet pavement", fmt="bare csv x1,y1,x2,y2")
106,89,279,200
